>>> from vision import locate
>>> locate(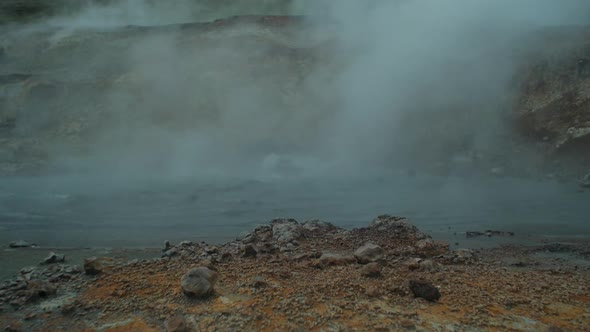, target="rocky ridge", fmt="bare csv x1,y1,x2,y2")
1,215,589,331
